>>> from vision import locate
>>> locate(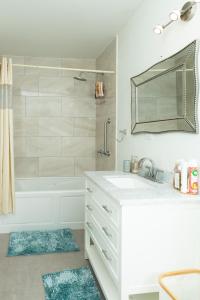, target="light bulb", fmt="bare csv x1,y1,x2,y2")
169,9,181,21
153,25,164,34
